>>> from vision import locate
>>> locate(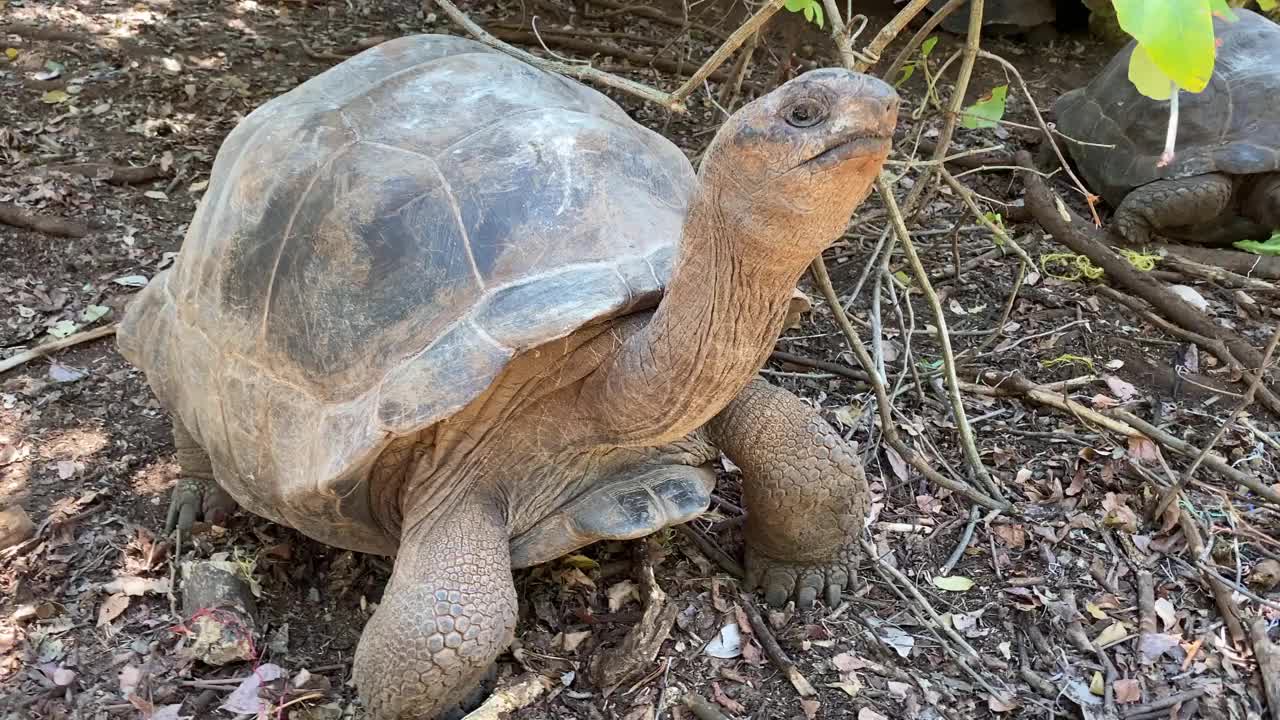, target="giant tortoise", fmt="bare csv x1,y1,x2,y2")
1053,8,1280,246
117,34,898,719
